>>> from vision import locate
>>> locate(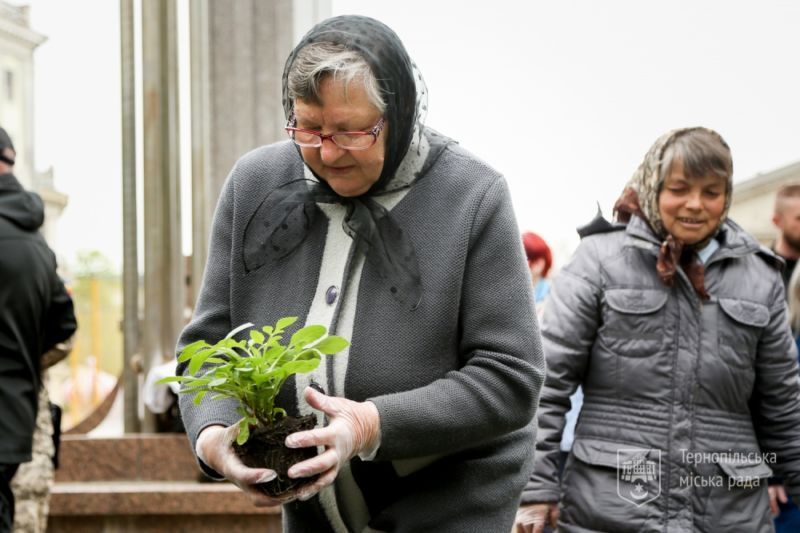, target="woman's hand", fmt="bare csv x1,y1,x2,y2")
285,386,381,501
195,424,291,506
769,483,788,516
514,502,559,533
